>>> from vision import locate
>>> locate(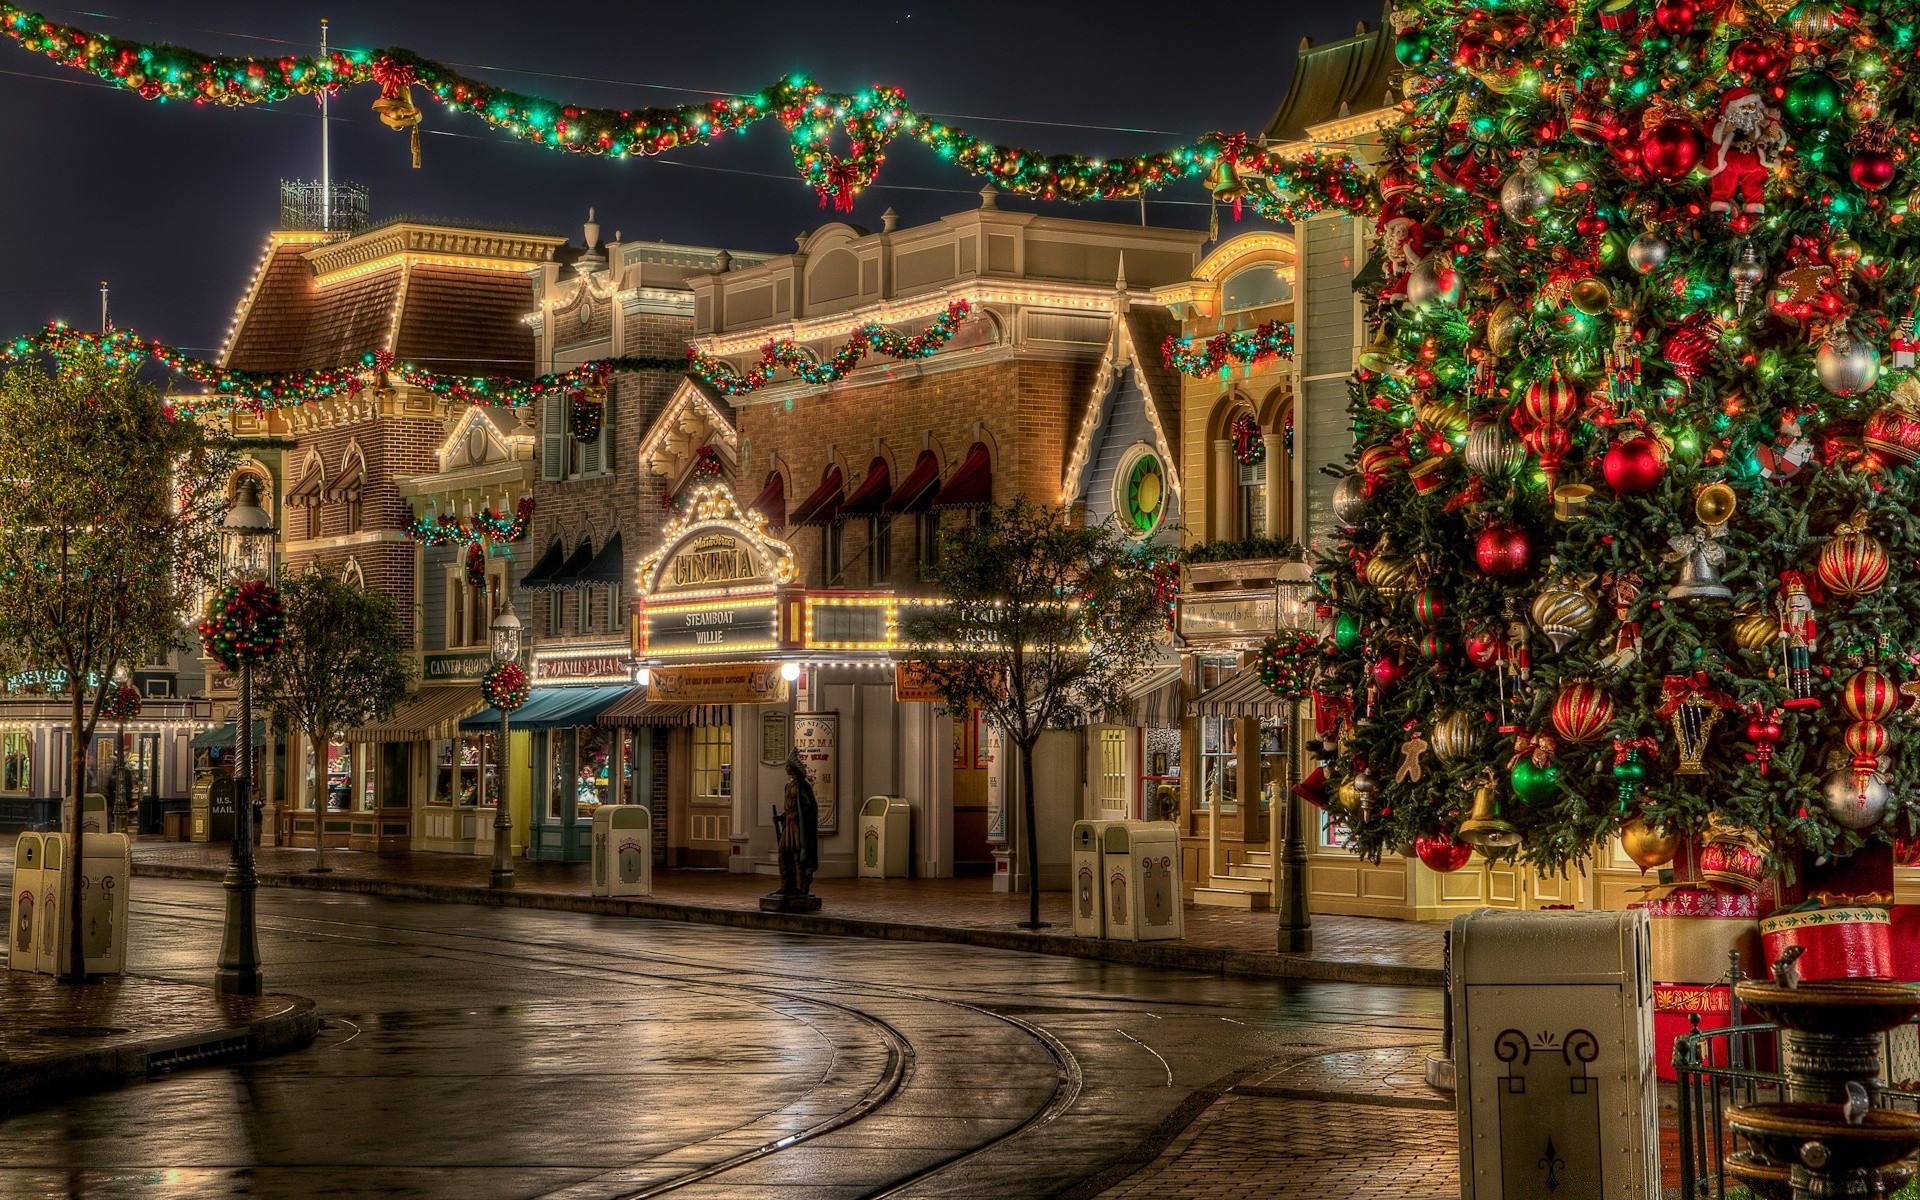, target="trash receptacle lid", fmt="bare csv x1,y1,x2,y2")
1102,825,1132,853
862,796,890,816
1453,907,1650,986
